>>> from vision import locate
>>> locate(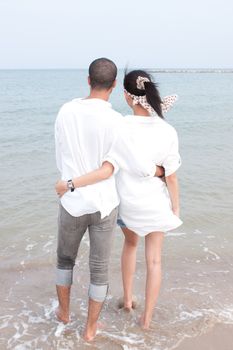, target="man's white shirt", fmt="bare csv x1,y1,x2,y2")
55,98,156,218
